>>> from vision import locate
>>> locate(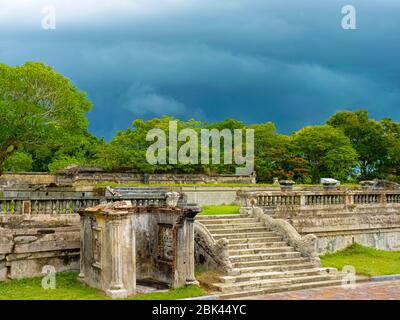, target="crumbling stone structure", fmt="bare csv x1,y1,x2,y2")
0,186,189,282
194,221,232,272
78,200,199,298
0,169,256,187
239,188,400,253
0,214,80,281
